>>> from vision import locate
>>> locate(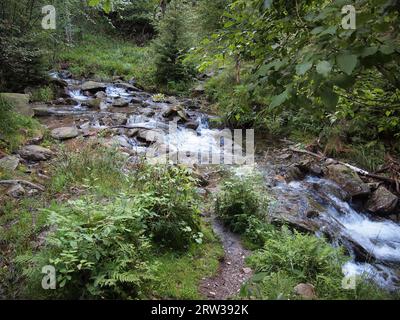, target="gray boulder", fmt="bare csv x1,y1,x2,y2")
366,186,398,215
51,126,79,140
7,184,25,198
0,93,33,117
81,81,107,93
0,155,20,171
19,145,53,161
112,98,129,108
